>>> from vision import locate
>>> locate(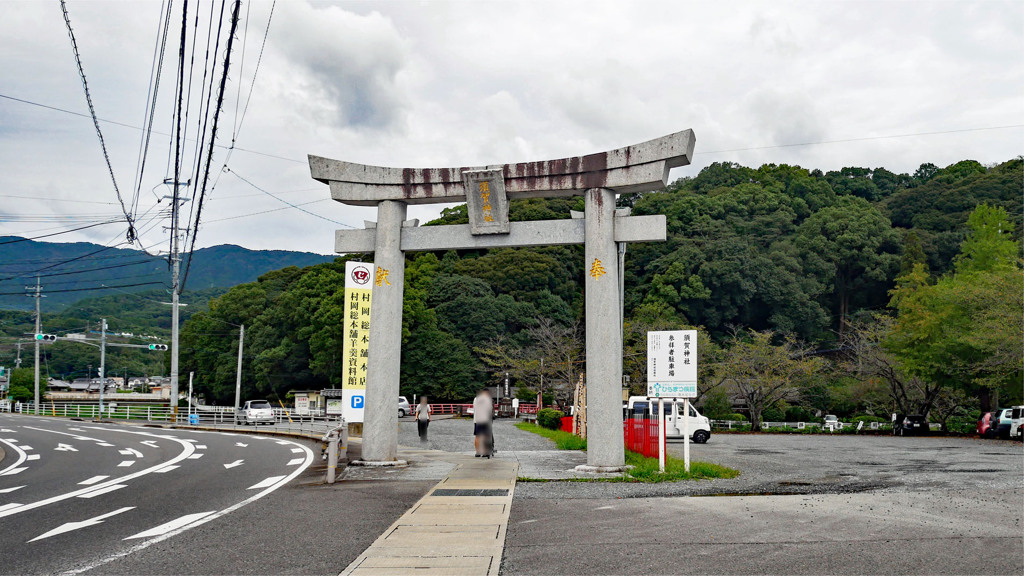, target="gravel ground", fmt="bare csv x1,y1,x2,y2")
396,415,556,453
